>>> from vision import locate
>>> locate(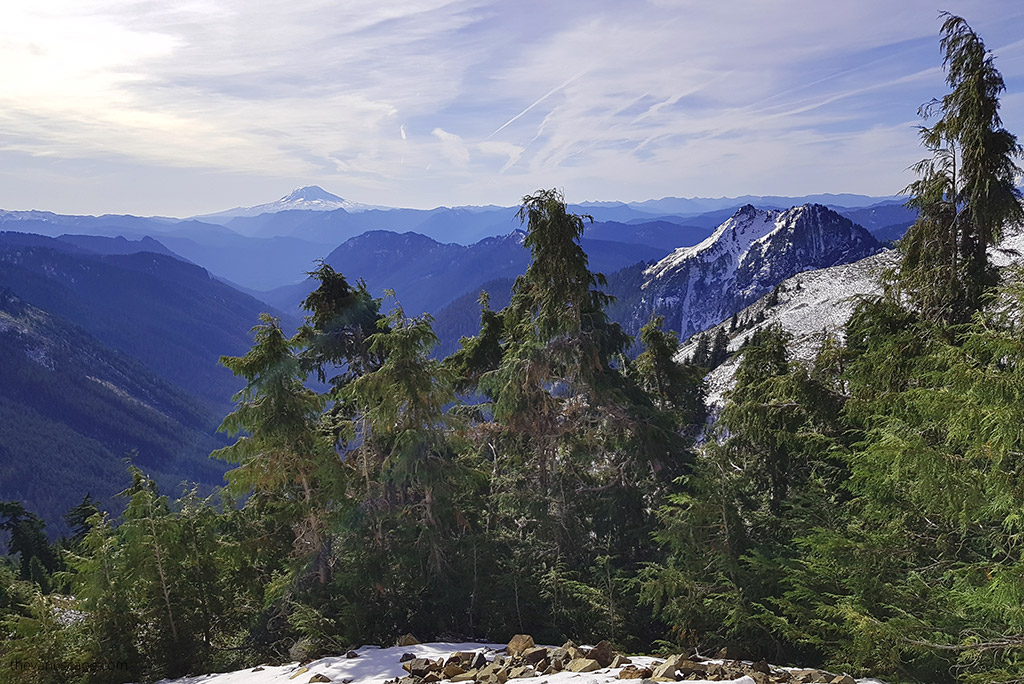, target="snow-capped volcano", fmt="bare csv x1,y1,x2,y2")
195,185,386,222
633,203,880,339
